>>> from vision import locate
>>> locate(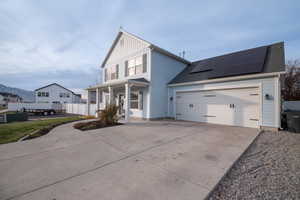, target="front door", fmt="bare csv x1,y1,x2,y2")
118,94,125,116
